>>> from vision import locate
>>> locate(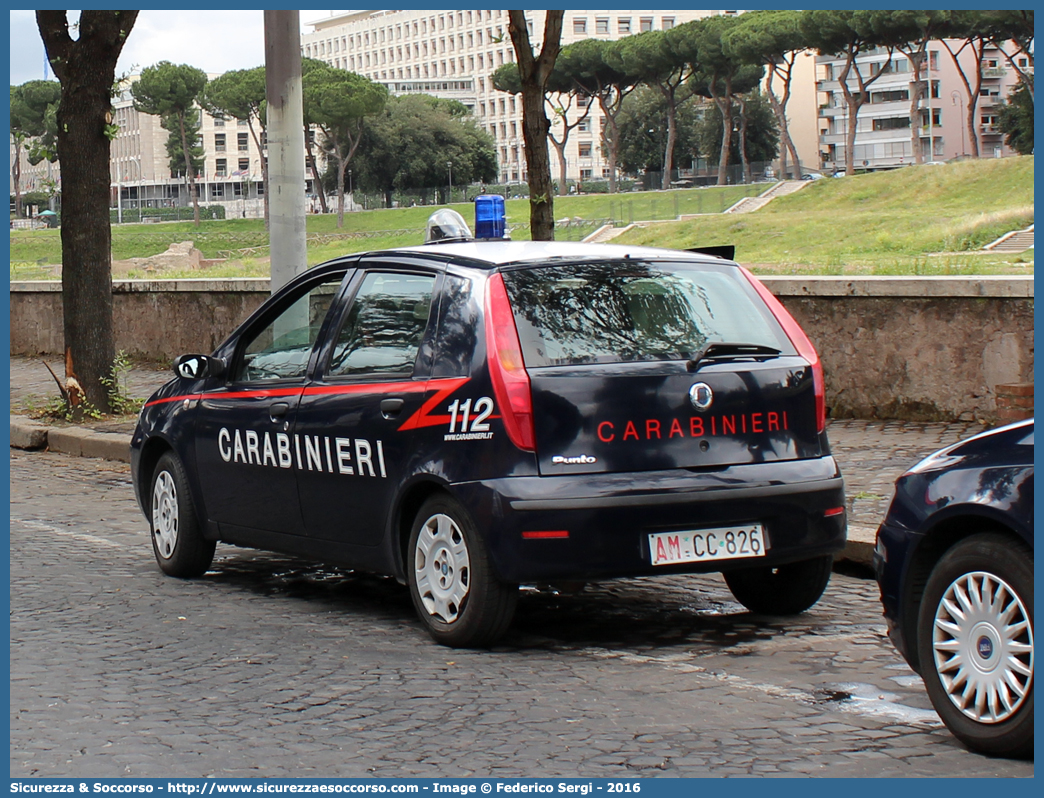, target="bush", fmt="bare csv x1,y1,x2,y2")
109,205,226,223
576,179,637,194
